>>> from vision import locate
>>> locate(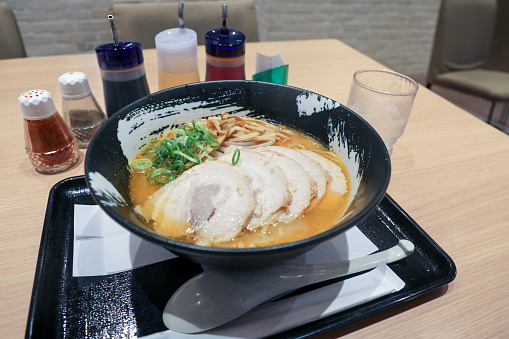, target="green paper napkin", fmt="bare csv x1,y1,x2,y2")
252,64,289,85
